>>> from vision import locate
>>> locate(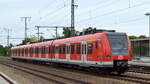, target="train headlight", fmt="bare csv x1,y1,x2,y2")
106,56,111,59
